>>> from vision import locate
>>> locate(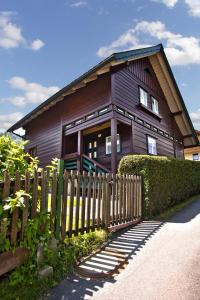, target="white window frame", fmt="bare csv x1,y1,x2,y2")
106,134,120,155
147,136,157,155
151,97,159,115
193,153,199,161
139,87,148,107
